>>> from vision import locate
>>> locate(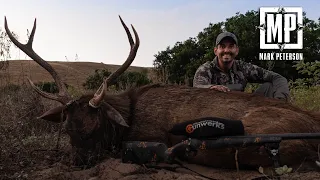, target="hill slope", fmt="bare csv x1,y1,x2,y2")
0,60,155,89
